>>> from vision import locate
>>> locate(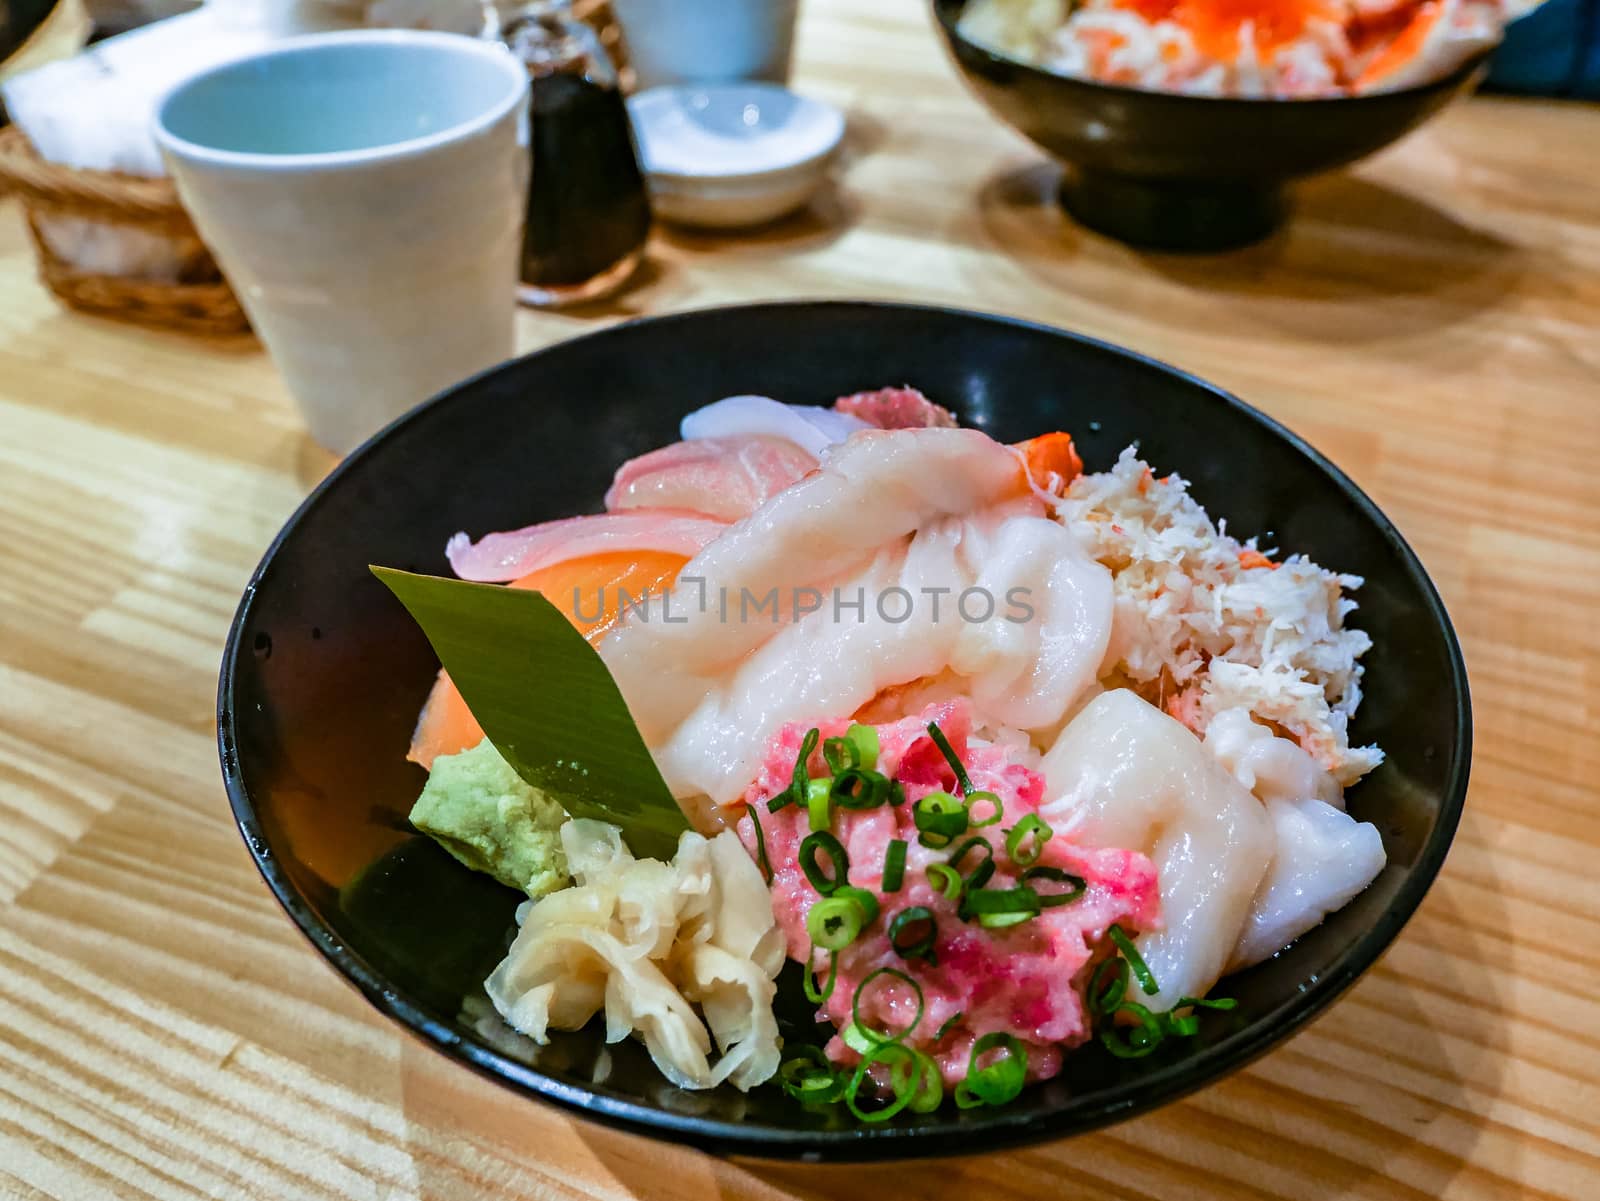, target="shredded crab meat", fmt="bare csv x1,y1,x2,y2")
1058,447,1382,787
